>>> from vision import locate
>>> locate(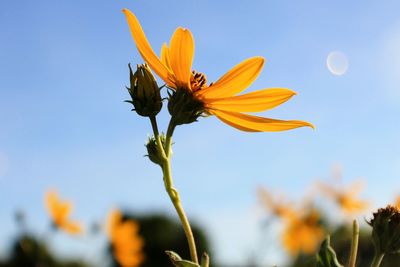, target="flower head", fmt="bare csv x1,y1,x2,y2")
281,209,325,256
317,179,369,215
122,9,313,132
108,210,144,267
368,205,400,255
257,186,296,220
395,196,400,209
45,190,82,235
126,63,163,117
